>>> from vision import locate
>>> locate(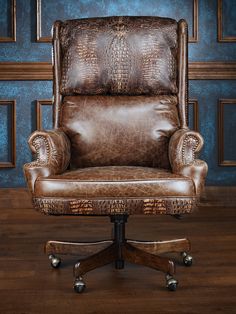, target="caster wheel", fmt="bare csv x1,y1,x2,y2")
49,254,61,268
166,276,178,291
74,278,86,293
182,252,193,267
